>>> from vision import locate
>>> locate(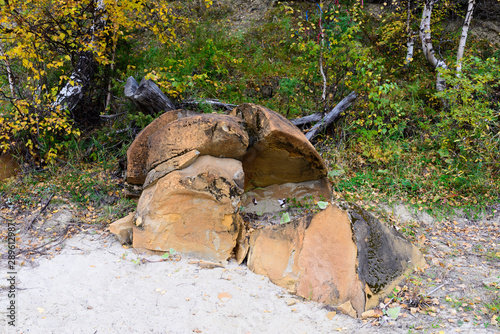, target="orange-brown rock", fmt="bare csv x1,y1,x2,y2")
0,153,20,181
147,114,249,171
246,203,425,316
241,178,332,214
109,213,135,245
126,109,197,185
143,150,200,189
247,205,365,314
230,103,327,190
133,156,245,262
